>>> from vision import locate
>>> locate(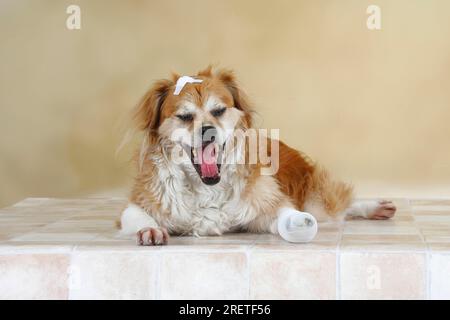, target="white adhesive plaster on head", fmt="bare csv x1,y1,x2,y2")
277,207,318,243
173,76,203,95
